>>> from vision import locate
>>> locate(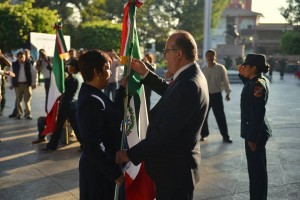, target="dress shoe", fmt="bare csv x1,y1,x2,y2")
42,147,56,152
16,116,22,120
200,137,206,142
26,115,33,120
32,138,47,144
9,114,17,118
223,138,233,143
